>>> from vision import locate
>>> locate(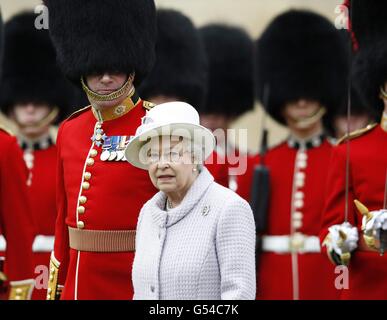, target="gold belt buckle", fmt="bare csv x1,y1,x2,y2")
289,233,305,252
